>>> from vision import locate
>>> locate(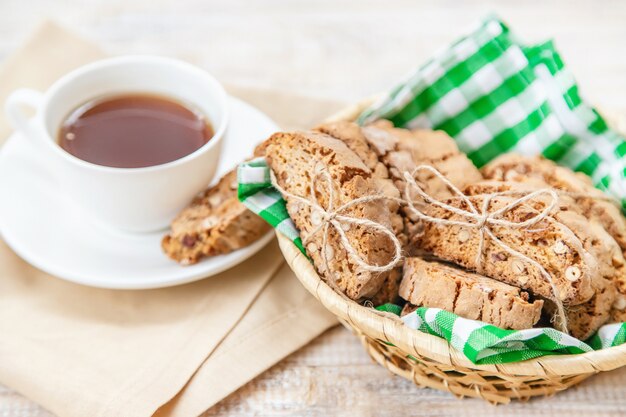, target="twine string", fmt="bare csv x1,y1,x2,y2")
402,165,570,333
269,165,404,275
